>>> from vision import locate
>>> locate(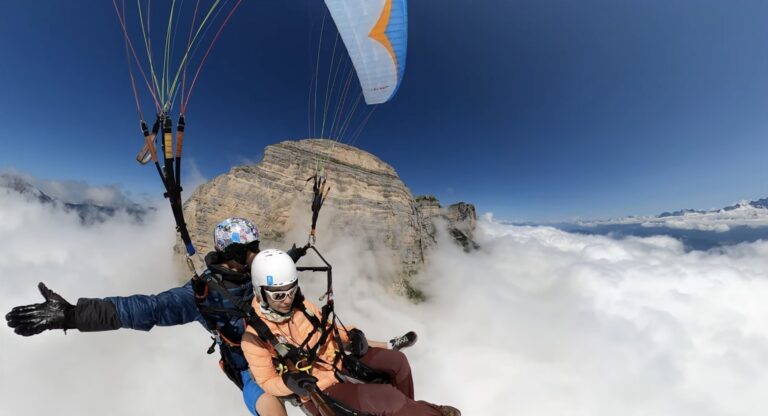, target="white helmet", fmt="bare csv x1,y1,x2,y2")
250,249,298,288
